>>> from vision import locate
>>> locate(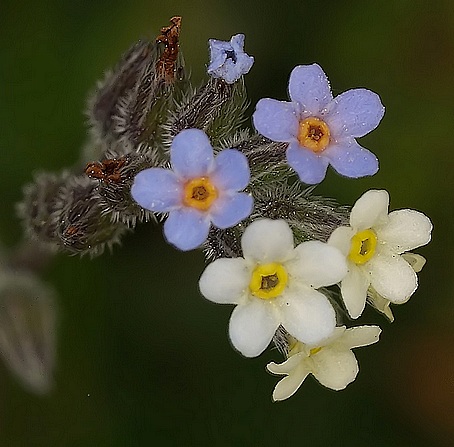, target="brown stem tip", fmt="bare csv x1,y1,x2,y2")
156,16,182,81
